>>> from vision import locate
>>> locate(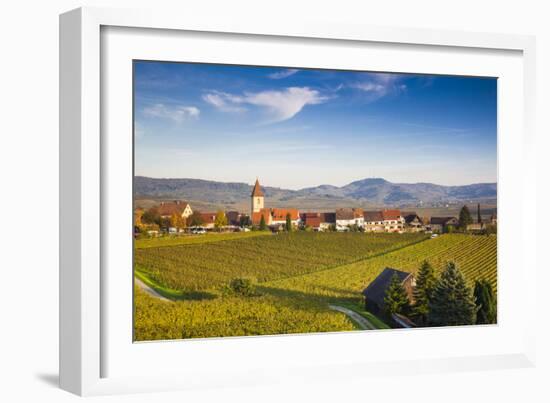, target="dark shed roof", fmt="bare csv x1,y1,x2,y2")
362,267,412,308
430,216,457,225
403,213,422,224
